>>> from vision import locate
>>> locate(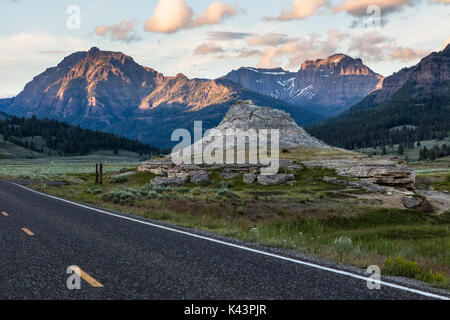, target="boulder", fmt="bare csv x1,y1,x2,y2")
222,172,240,180
243,173,257,184
401,196,433,212
257,174,295,186
138,159,173,175
151,176,187,187
190,171,211,185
